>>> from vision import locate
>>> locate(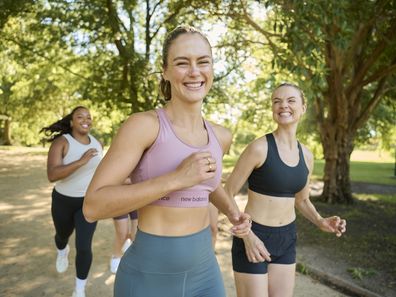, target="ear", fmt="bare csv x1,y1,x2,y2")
302,103,307,114
162,69,169,81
